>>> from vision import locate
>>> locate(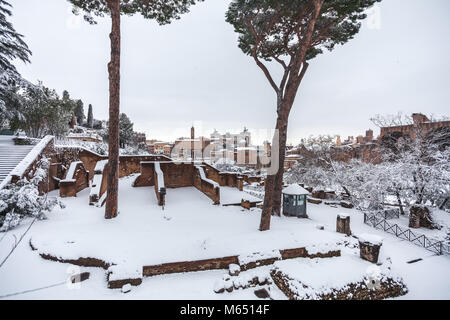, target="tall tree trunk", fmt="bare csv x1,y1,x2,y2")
259,174,275,231
258,0,322,230
105,0,120,219
259,127,280,231
272,114,289,216
396,190,405,215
